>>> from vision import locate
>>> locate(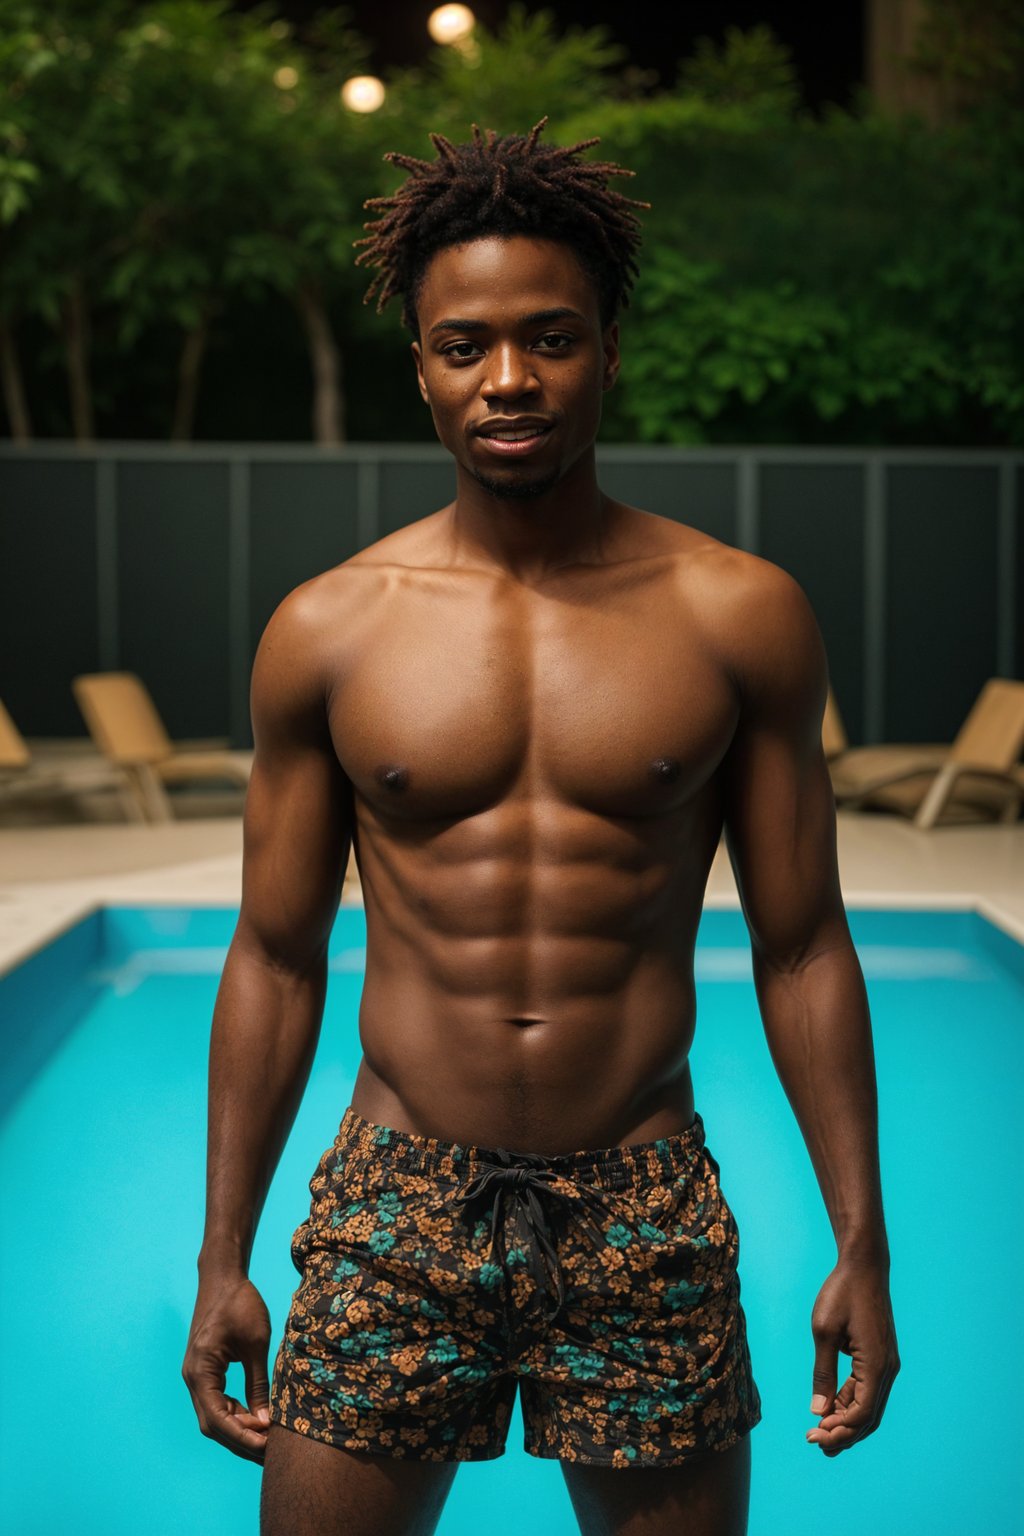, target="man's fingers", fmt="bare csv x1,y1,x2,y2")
806,1365,892,1454
203,1392,270,1462
806,1267,901,1455
829,1375,857,1416
244,1354,272,1426
186,1356,270,1463
809,1336,837,1416
809,1423,860,1457
183,1279,274,1461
